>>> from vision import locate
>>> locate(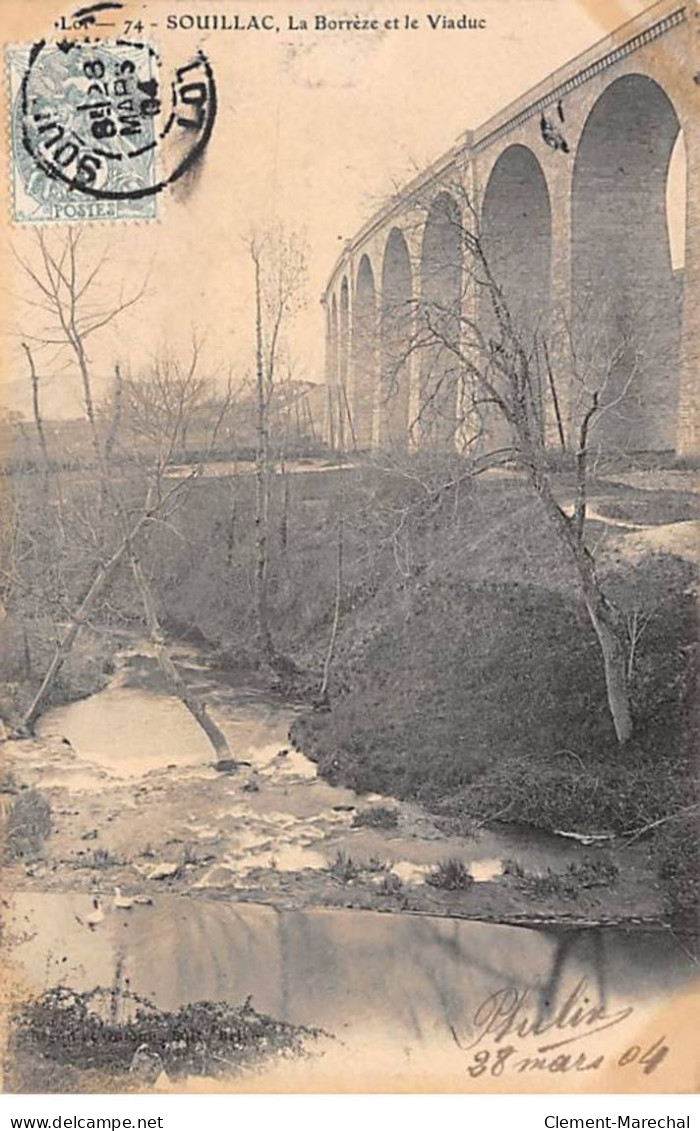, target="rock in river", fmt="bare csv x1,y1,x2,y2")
148,862,180,881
